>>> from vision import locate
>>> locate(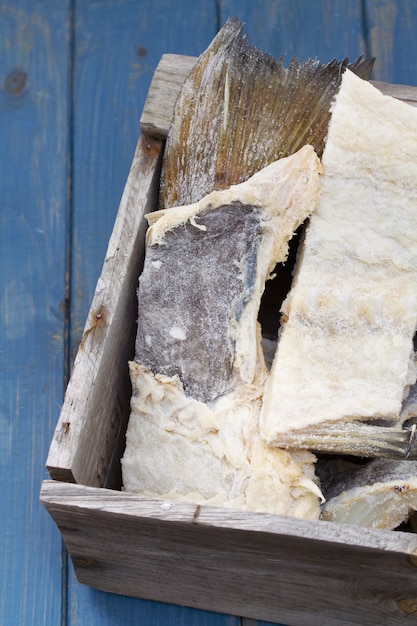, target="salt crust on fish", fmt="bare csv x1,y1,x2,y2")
261,69,417,446
122,146,323,518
